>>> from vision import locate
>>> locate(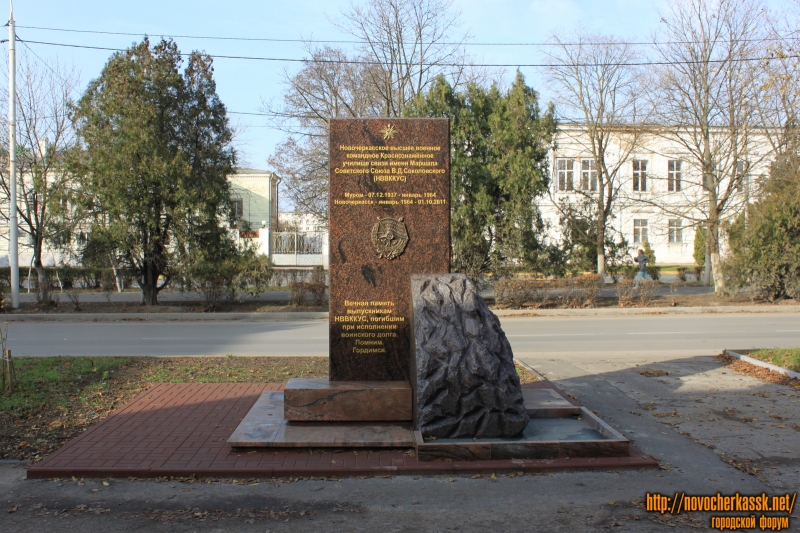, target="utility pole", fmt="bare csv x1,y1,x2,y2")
7,3,18,308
